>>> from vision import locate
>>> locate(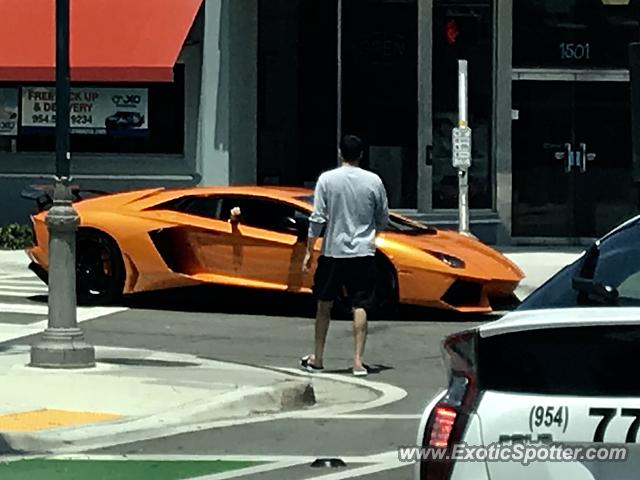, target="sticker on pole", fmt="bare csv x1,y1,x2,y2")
452,126,472,169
